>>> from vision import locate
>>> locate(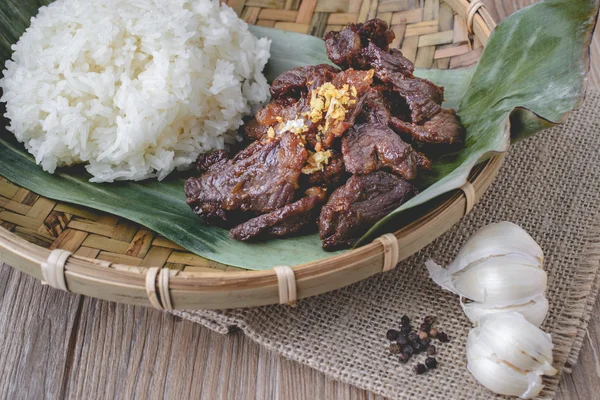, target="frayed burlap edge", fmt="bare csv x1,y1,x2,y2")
536,219,600,399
